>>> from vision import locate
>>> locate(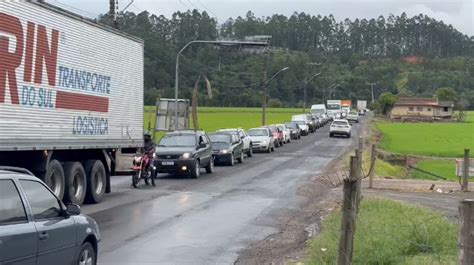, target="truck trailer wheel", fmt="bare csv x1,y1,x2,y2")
84,160,106,204
43,160,65,201
63,162,87,205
